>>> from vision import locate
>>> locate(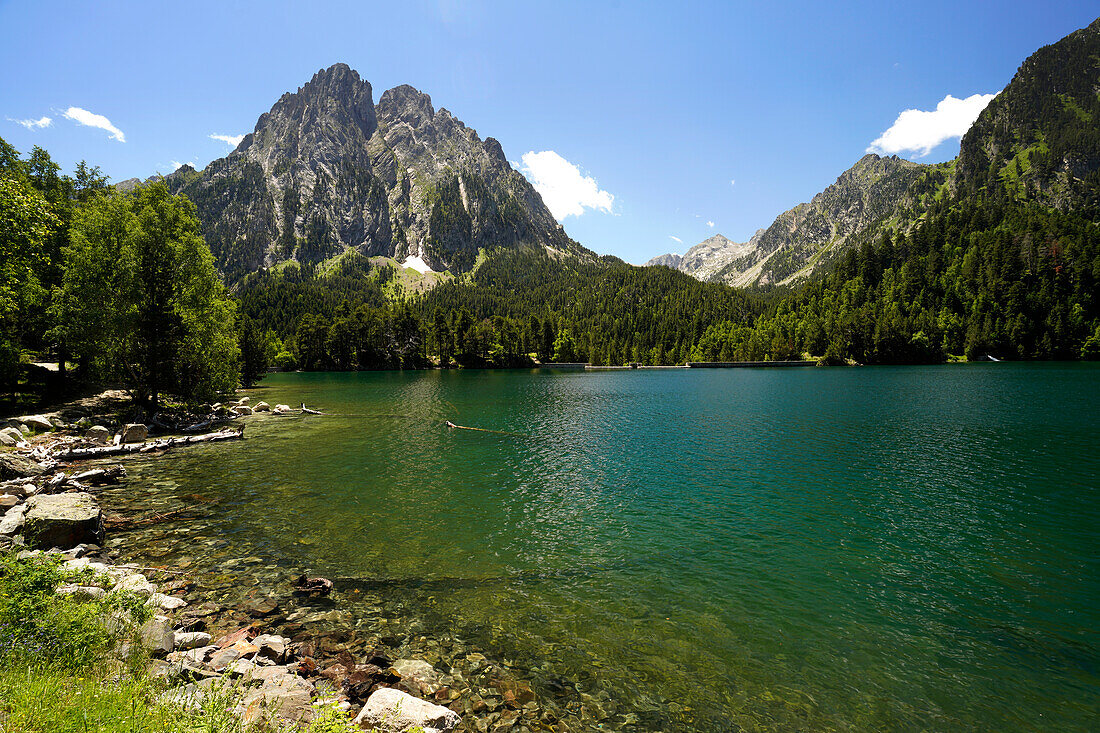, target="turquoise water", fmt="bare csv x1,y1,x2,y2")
114,364,1099,730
